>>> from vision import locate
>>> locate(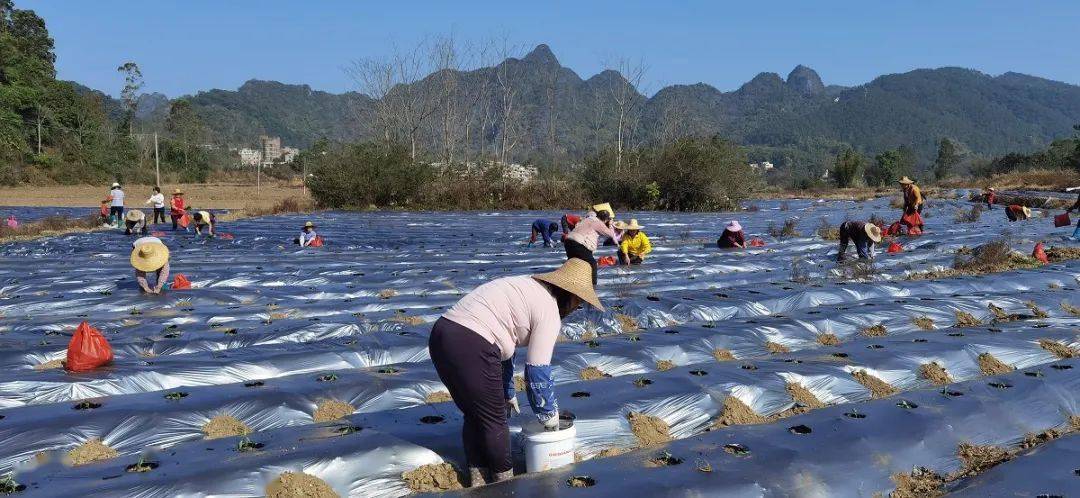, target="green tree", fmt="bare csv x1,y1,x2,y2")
933,138,960,181
116,61,142,135
308,141,433,208
831,148,864,188
866,149,902,187
165,99,207,169
650,136,757,211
